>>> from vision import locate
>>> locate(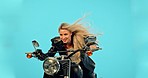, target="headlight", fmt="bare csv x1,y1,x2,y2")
43,57,60,75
